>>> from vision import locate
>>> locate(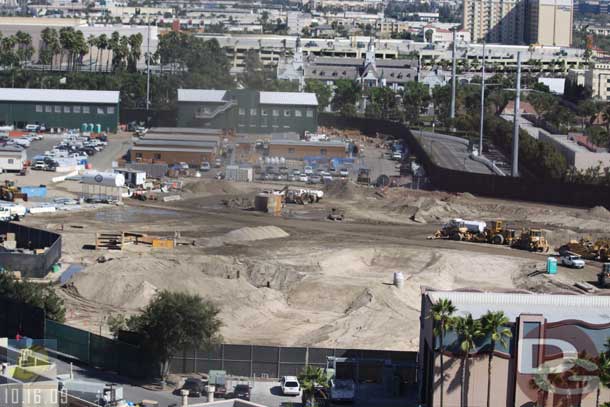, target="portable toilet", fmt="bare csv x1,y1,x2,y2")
88,123,94,132
95,124,101,133
547,257,557,274
81,123,87,132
